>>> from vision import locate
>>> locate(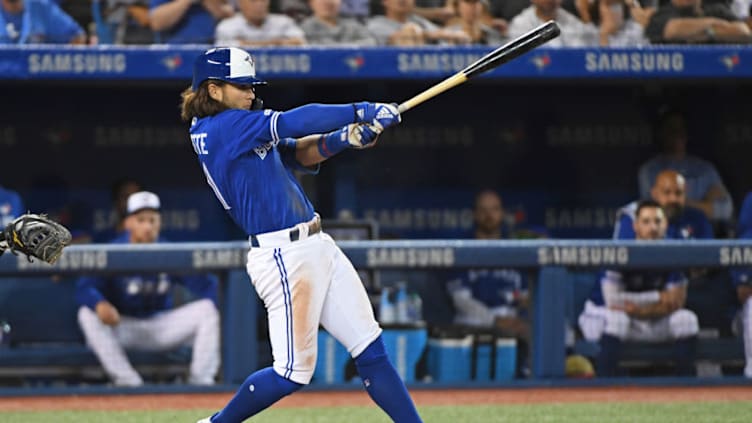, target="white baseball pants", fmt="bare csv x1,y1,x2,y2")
246,231,381,385
77,298,220,386
578,300,699,342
